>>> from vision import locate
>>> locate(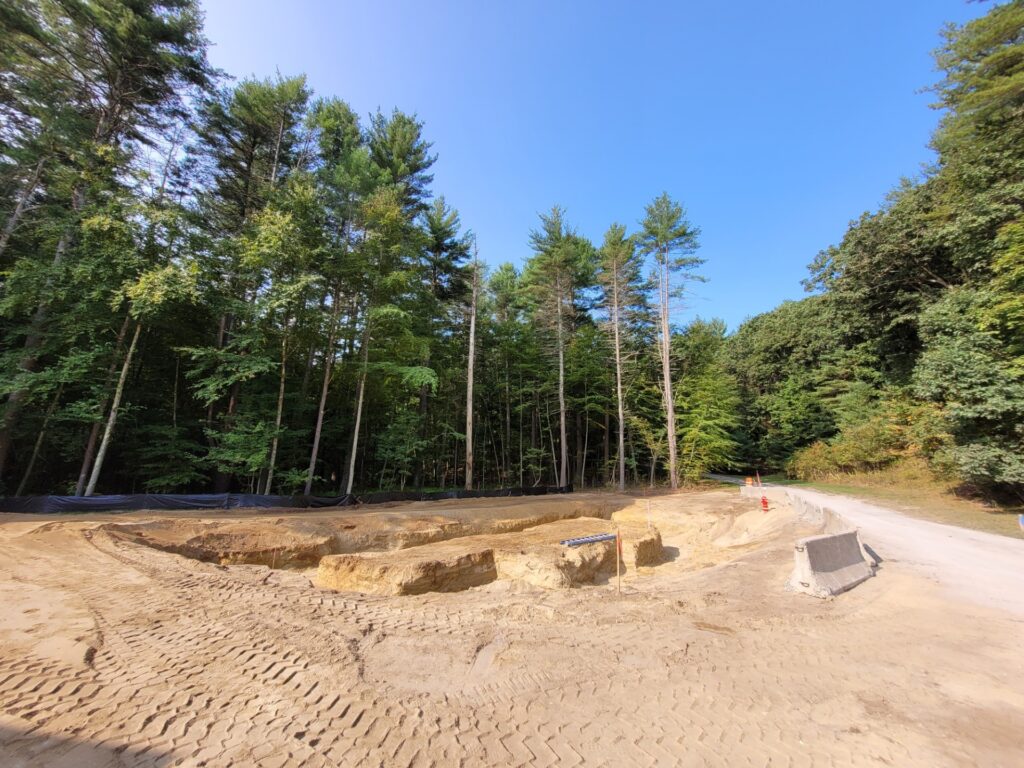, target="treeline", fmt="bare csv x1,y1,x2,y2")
2,1,1021,500
726,1,1024,500
0,0,734,496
